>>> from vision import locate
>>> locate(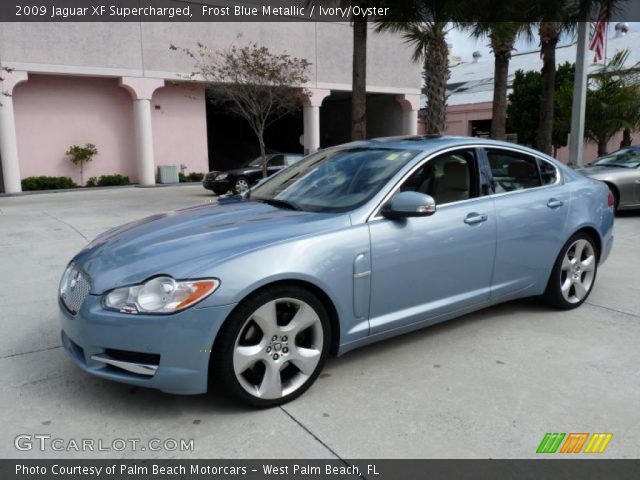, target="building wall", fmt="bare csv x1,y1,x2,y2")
0,22,420,94
445,102,493,136
13,75,136,182
151,83,208,175
12,75,208,183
